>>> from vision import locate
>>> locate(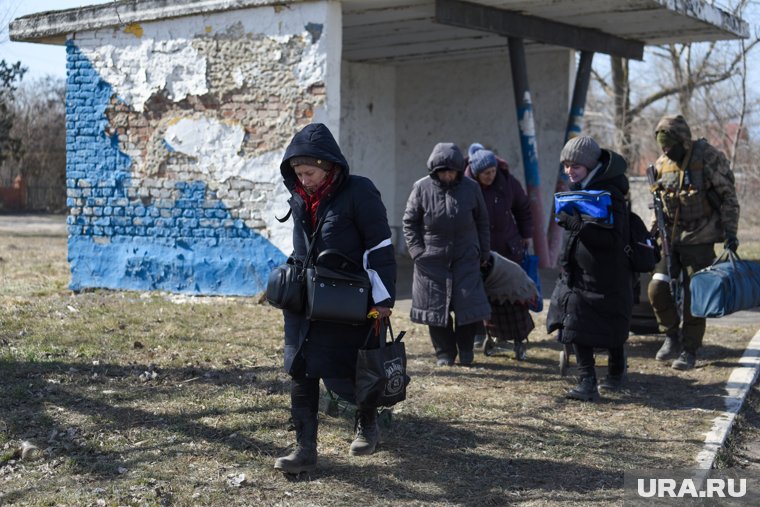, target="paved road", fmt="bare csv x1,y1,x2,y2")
0,213,67,235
